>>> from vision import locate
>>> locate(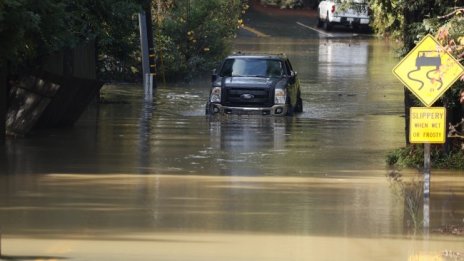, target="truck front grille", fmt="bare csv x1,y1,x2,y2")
223,88,273,107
